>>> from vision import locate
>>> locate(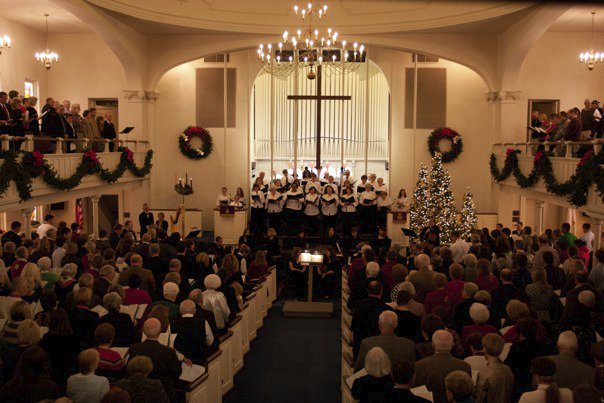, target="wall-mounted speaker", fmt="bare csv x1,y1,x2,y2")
385,162,389,171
